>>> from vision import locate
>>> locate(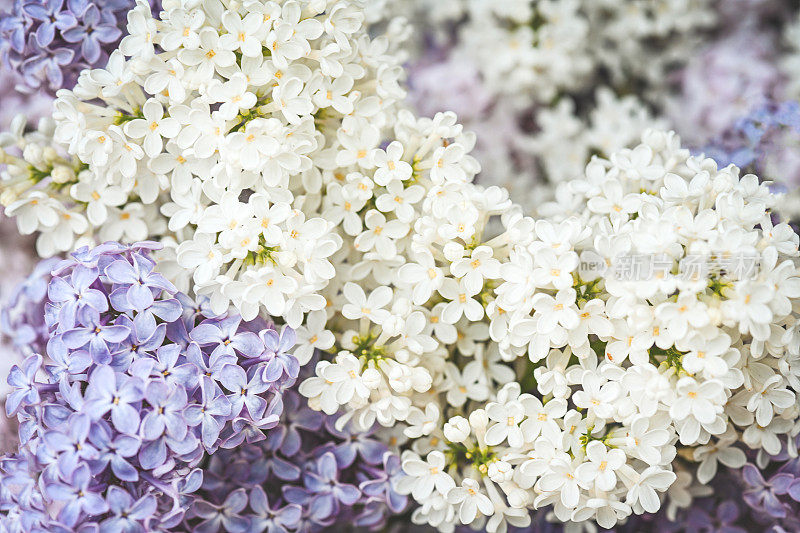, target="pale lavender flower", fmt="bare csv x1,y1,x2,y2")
668,31,783,146
0,0,160,93
0,242,298,531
